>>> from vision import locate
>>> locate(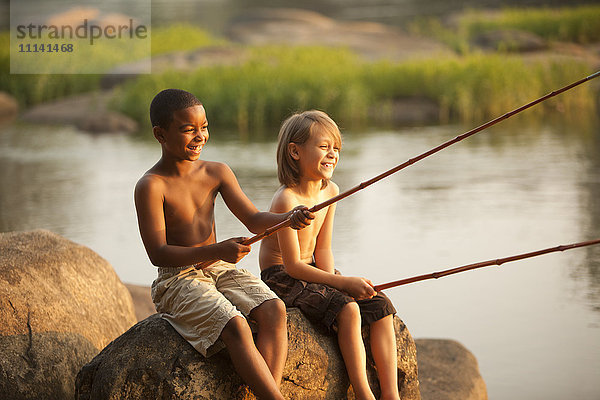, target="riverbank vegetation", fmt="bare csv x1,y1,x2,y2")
0,24,222,106
114,46,595,131
1,5,598,130
458,5,600,44
410,5,600,53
